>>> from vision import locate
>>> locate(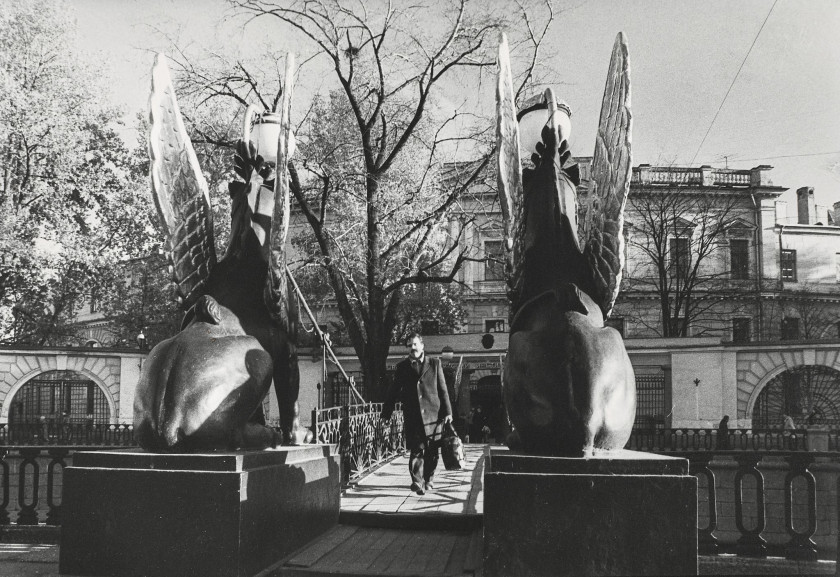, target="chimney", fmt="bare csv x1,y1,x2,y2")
775,200,787,224
797,187,815,224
